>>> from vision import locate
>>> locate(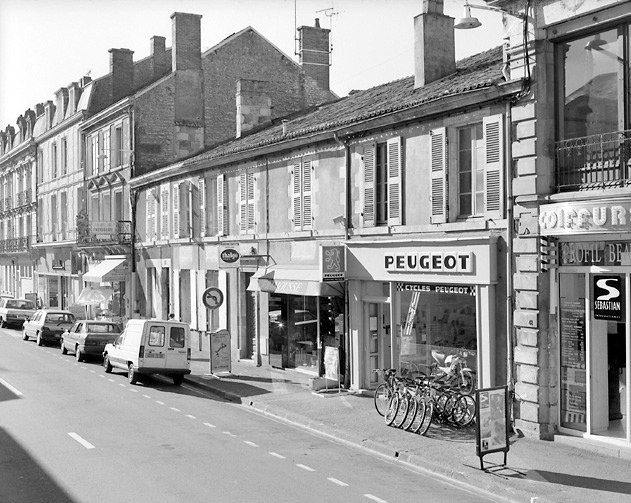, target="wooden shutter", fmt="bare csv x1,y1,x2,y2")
217,174,226,236
430,128,447,224
239,172,247,233
146,189,156,241
483,114,504,219
97,131,103,172
362,142,376,227
302,160,312,230
172,182,180,239
122,117,130,165
160,184,170,240
199,177,206,237
86,136,93,174
292,161,301,230
109,124,116,166
387,137,402,226
247,171,255,232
